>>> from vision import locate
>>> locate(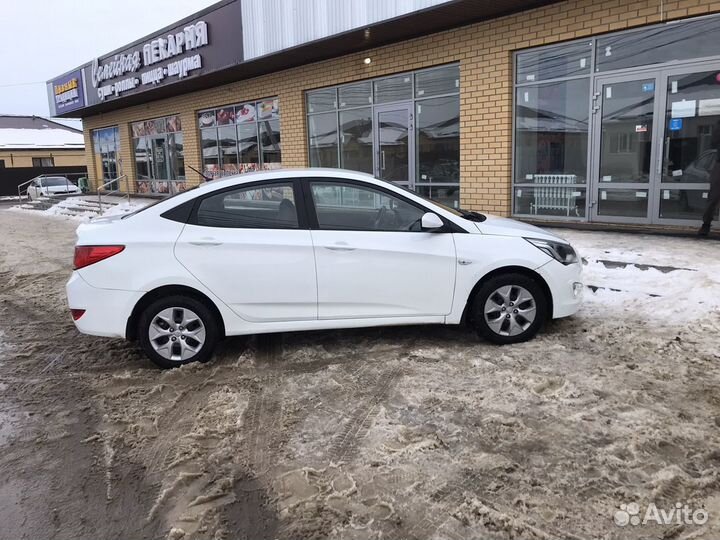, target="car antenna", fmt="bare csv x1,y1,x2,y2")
187,164,213,182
